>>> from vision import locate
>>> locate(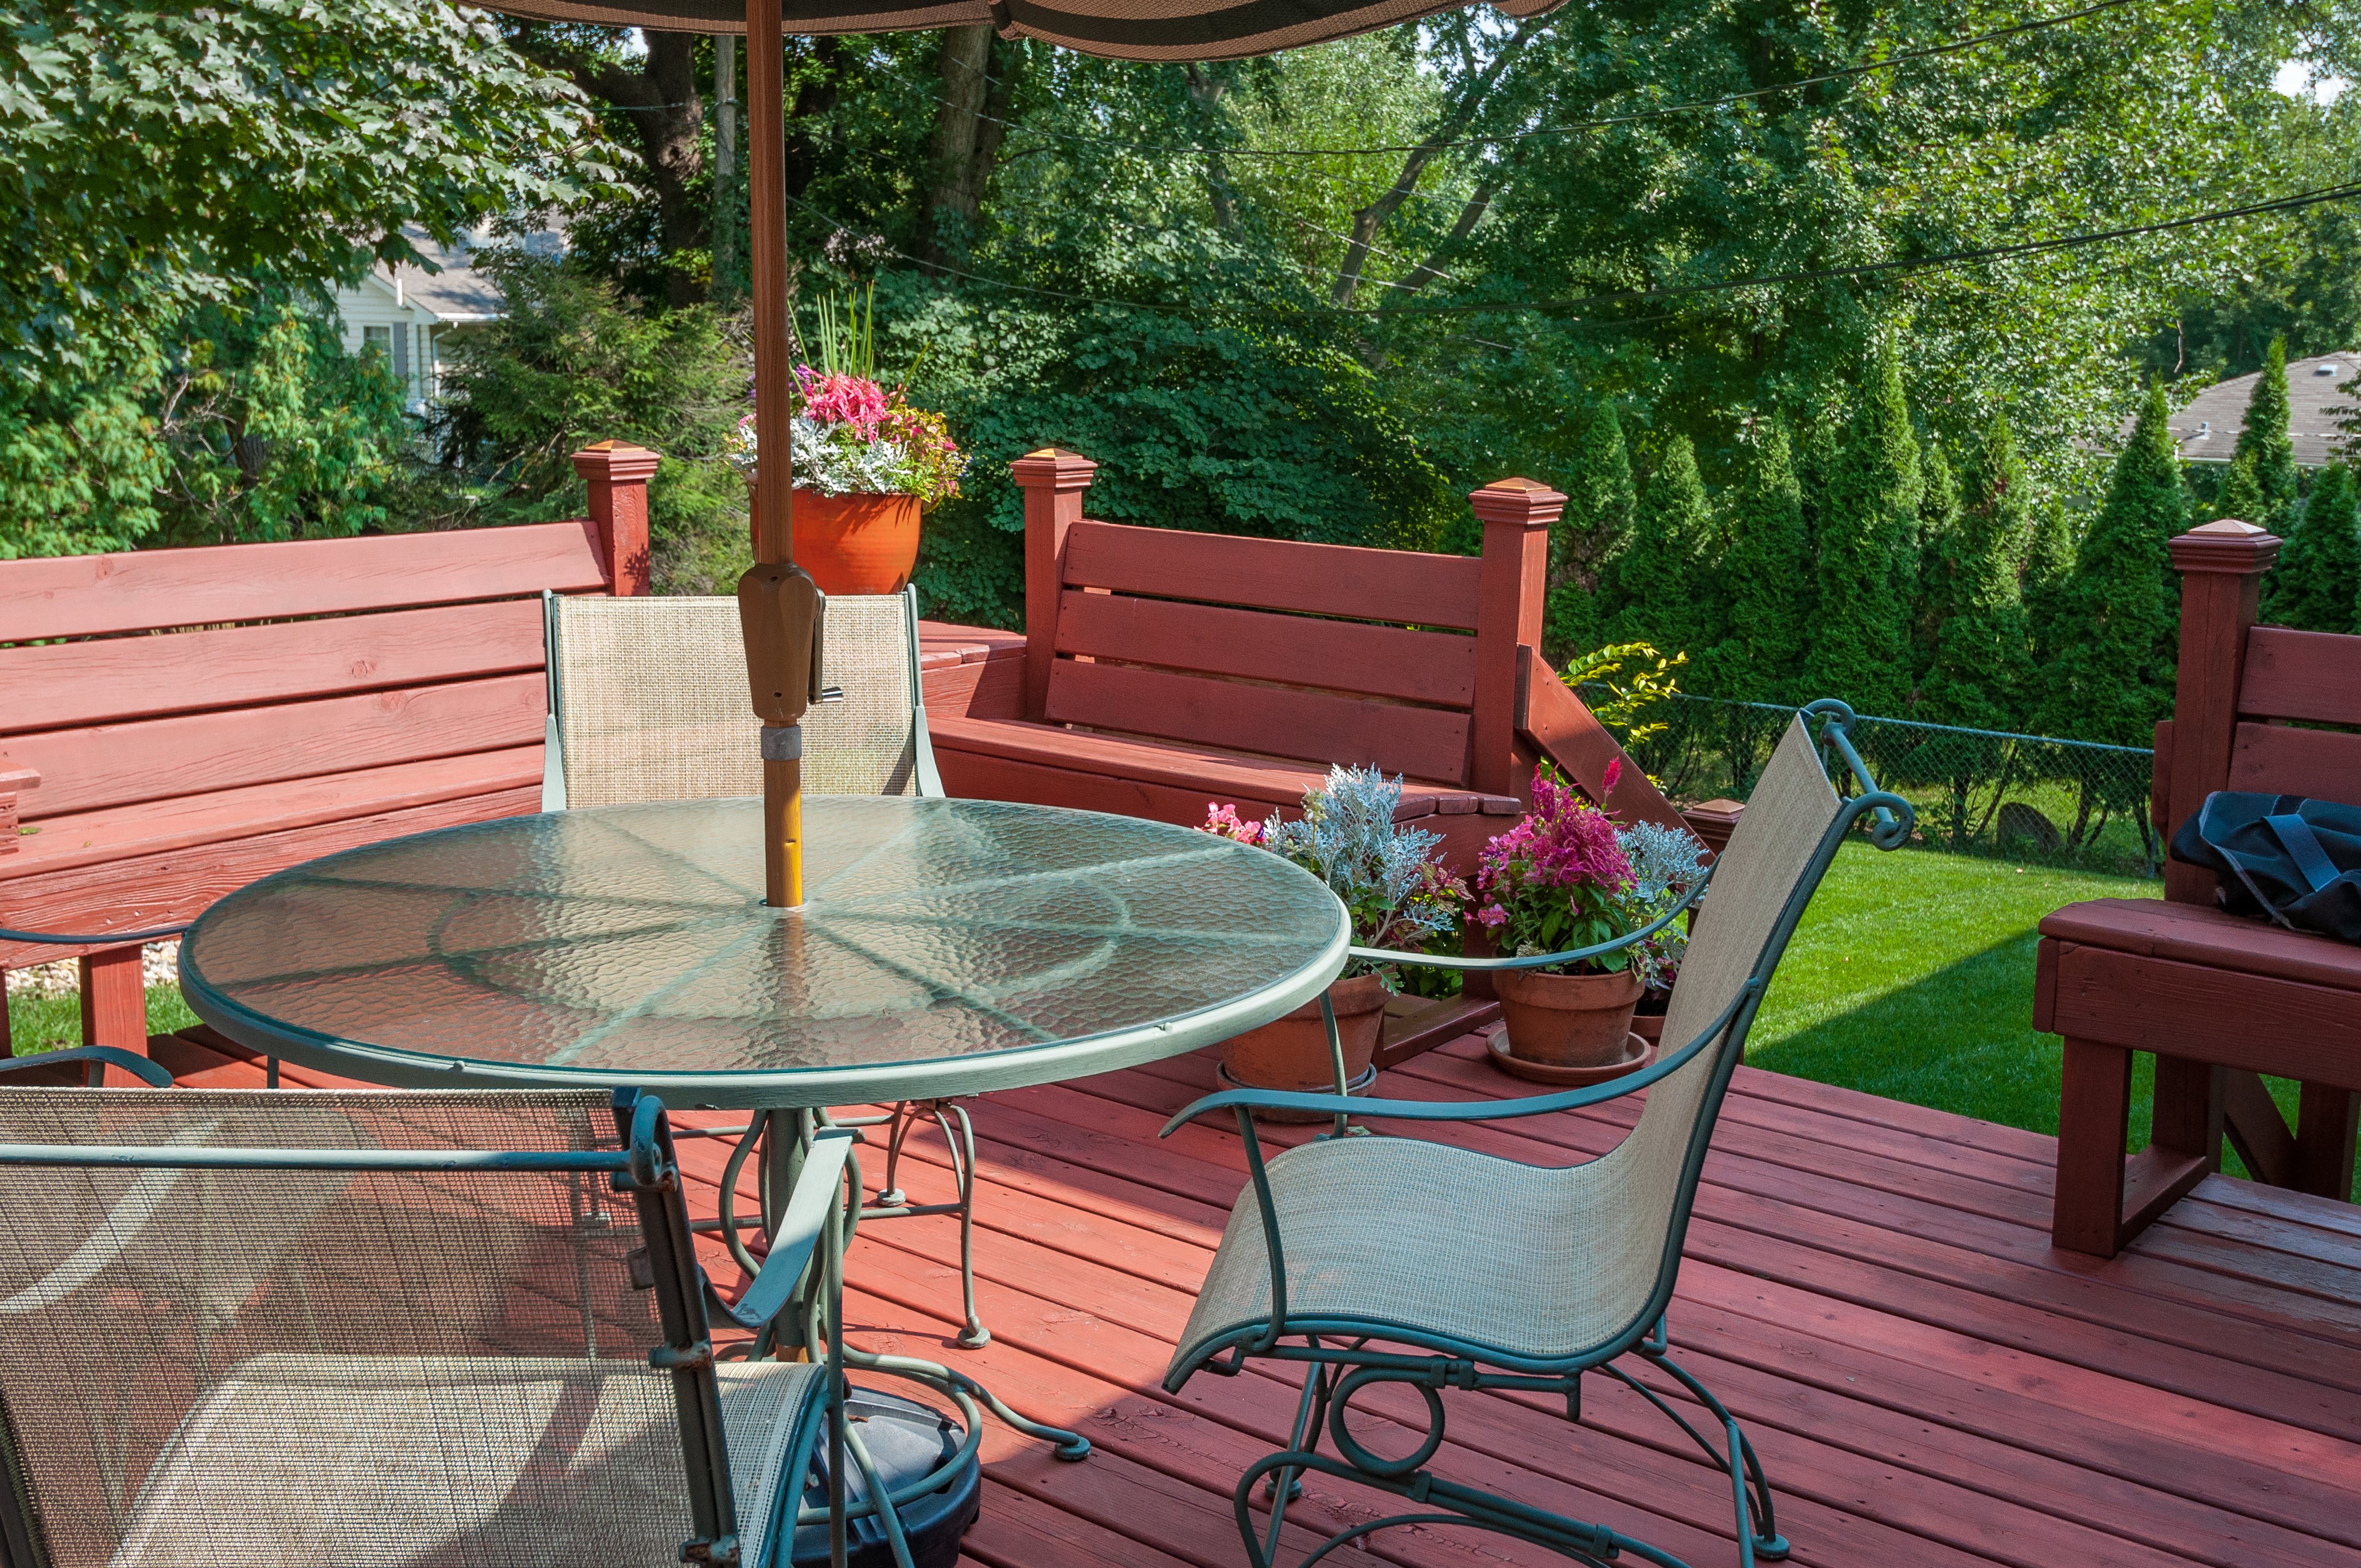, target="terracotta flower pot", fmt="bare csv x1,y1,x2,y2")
1219,972,1390,1102
1493,965,1645,1069
747,482,923,595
